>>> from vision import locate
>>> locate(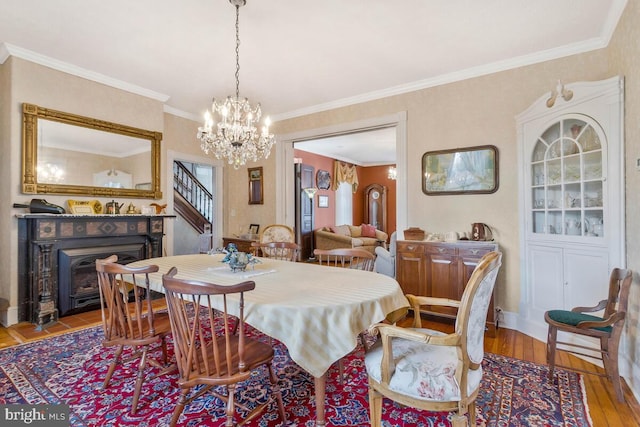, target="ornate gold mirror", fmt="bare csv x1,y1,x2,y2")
248,166,263,205
22,103,162,199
